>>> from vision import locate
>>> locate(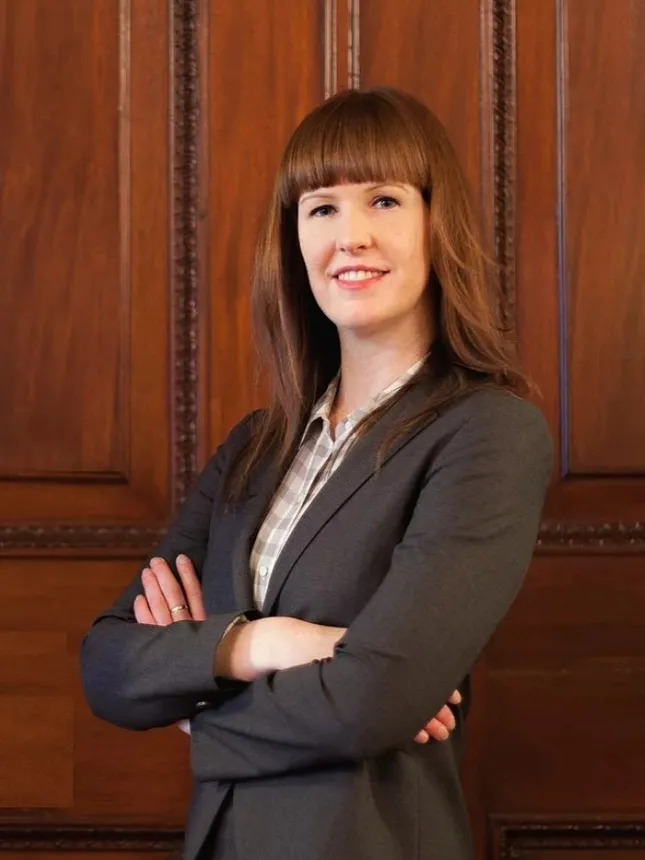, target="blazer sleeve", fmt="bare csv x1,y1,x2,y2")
79,413,261,731
189,396,553,781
